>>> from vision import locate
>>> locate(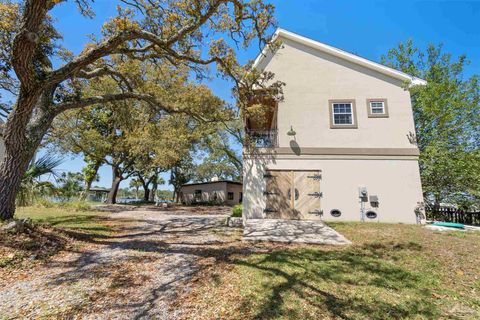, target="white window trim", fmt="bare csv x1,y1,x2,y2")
332,102,355,125
367,99,389,118
329,100,358,129
370,101,385,114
